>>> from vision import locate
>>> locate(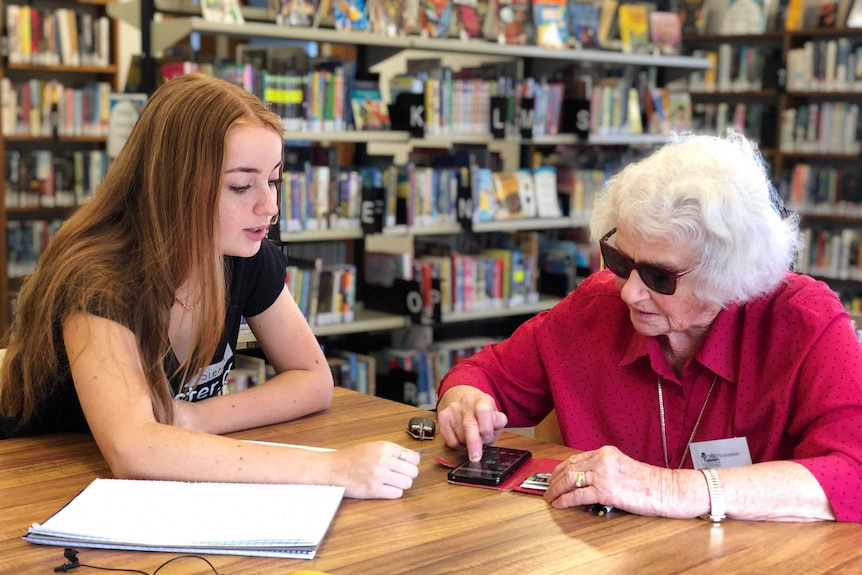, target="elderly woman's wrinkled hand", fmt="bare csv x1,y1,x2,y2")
437,387,508,462
544,445,691,519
